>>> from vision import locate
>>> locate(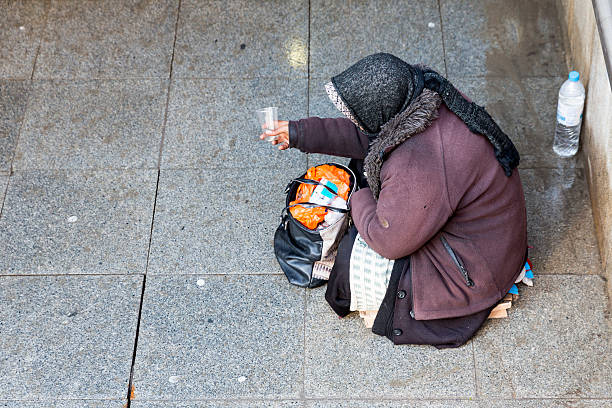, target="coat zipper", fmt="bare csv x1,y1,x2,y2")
440,235,474,287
